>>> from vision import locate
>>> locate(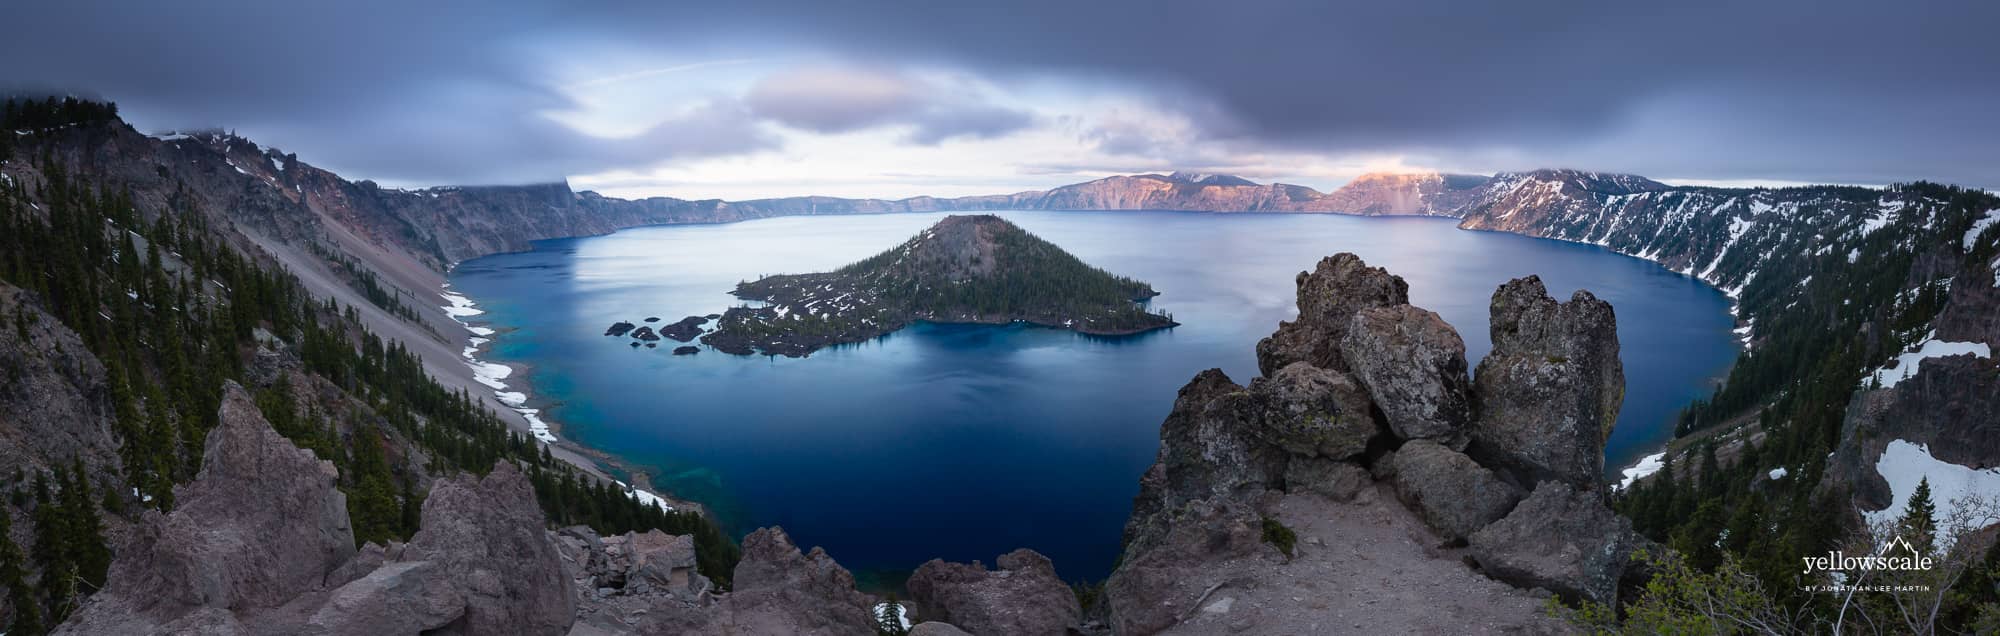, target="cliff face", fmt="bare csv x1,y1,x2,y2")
0,284,121,481
1309,171,1490,216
